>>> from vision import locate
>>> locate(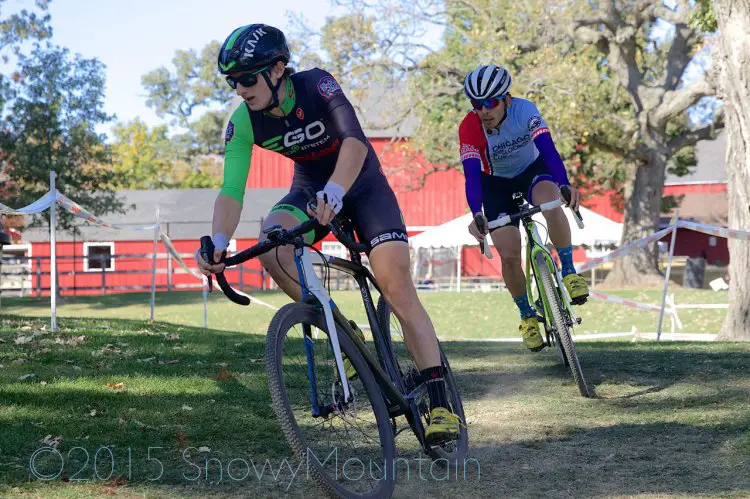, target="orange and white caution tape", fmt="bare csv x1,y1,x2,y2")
56,193,158,231
676,220,750,240
589,291,673,315
0,191,60,214
577,227,673,273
